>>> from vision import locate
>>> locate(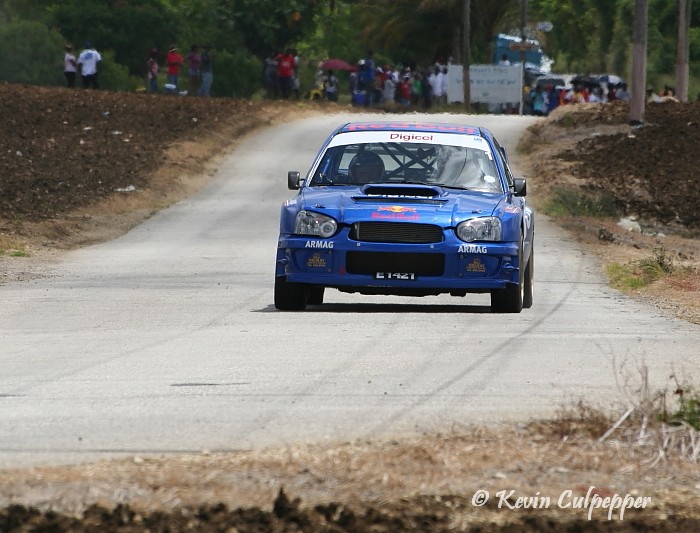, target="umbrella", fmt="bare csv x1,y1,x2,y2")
320,58,354,71
571,75,600,89
597,74,623,86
